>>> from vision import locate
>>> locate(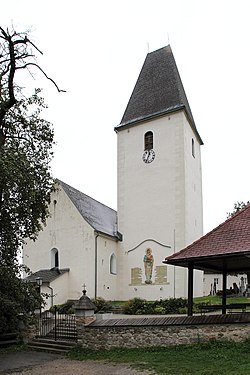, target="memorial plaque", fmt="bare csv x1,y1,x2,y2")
130,267,142,285
155,265,167,284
